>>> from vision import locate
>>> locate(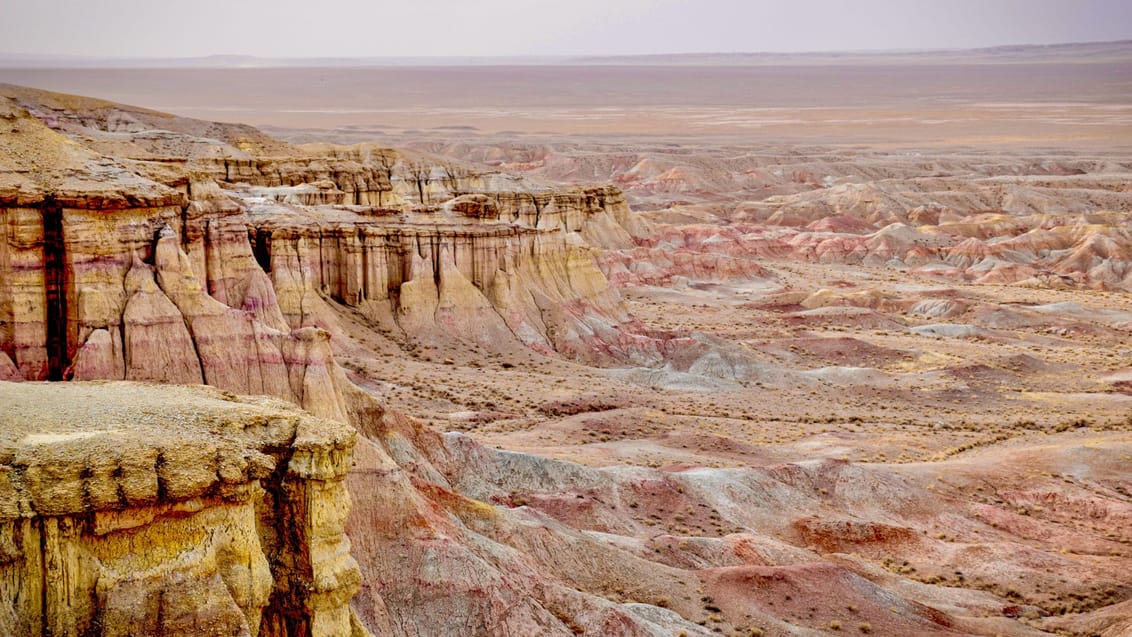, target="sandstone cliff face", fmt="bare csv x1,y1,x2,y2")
1,87,649,383
247,200,643,364
0,382,365,637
